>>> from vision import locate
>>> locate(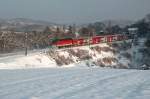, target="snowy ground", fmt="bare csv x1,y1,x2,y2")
0,42,149,99
0,49,54,69
0,68,150,99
